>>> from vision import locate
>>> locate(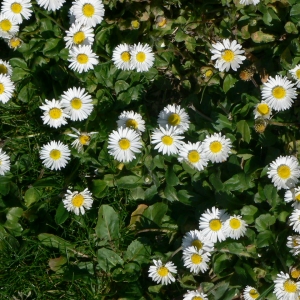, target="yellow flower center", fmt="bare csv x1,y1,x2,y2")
0,19,12,32
157,266,169,277
158,18,167,27
277,164,291,179
222,49,235,62
0,83,5,95
257,103,269,115
283,280,297,293
161,135,173,146
119,138,131,150
192,297,203,300
79,135,90,145
295,193,300,202
249,289,259,299
0,160,2,165
77,54,89,64
71,98,82,110
126,119,138,129
73,31,85,44
229,218,241,229
293,238,299,247
11,3,22,13
82,3,95,17
168,113,181,126
296,69,300,79
191,253,202,264
272,86,286,99
50,149,61,160
72,194,84,207
209,141,222,153
188,150,200,163
136,52,146,63
10,37,21,48
0,64,8,75
131,20,140,29
291,269,300,279
205,69,213,78
209,219,222,231
191,239,203,250
49,108,62,119
121,51,131,62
